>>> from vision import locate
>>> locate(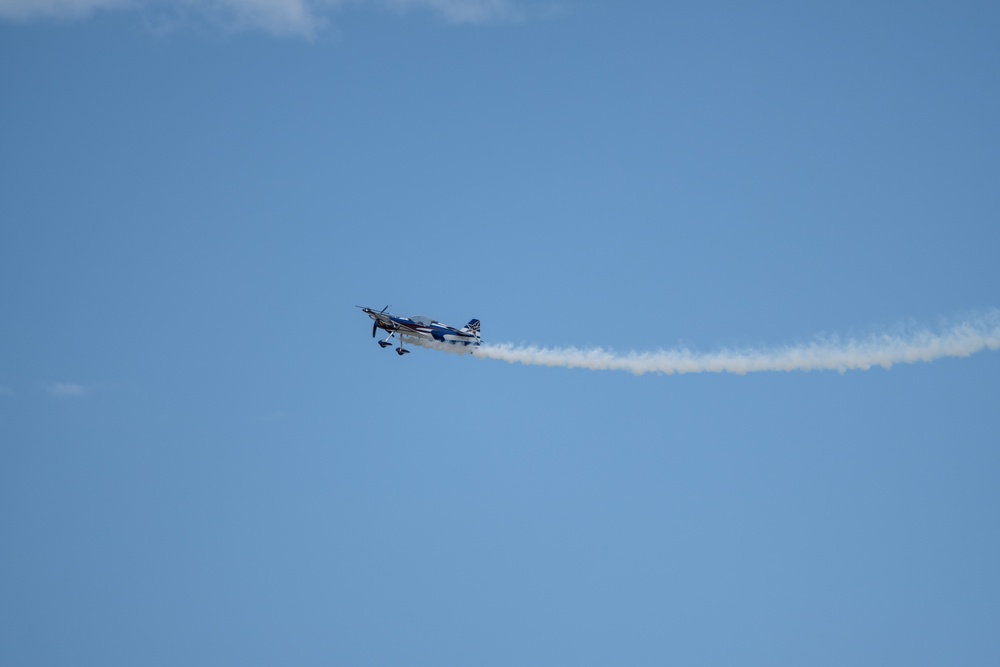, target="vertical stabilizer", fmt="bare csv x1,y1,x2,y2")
461,319,481,342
